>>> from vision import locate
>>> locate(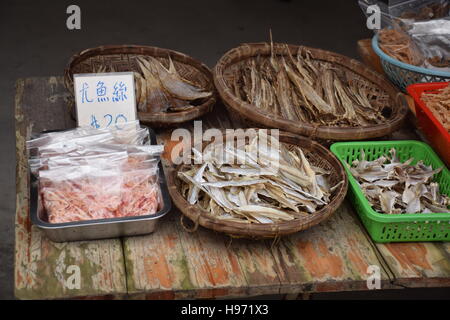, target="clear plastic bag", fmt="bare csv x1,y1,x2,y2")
39,164,124,223
39,159,161,223
119,164,161,217
407,18,450,71
27,131,116,160
30,142,163,175
27,120,149,153
389,0,449,21
28,133,118,174
28,120,163,223
45,151,129,170
27,121,154,174
111,126,150,145
359,0,450,69
78,120,150,145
